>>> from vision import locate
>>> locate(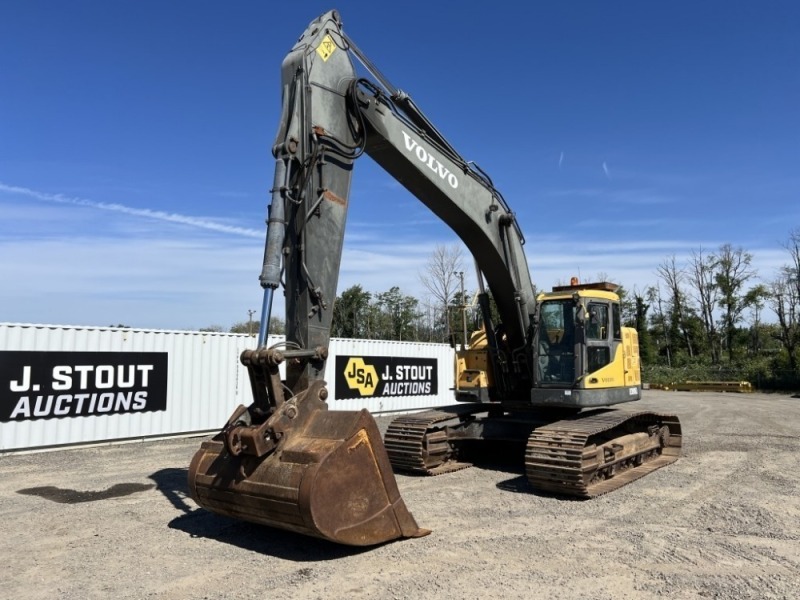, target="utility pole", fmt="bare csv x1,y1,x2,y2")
247,309,256,337
457,271,467,348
